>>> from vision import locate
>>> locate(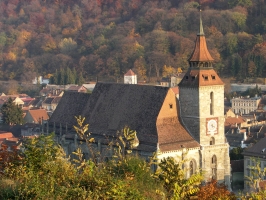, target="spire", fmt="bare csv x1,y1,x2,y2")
188,8,214,63
198,8,204,36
